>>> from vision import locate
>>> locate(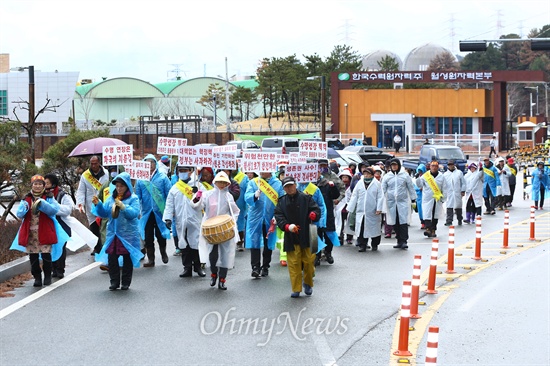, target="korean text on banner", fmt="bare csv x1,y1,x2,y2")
285,163,319,183
102,144,134,167
157,137,187,155
241,151,278,173
299,141,327,160
127,160,151,181
212,145,237,170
